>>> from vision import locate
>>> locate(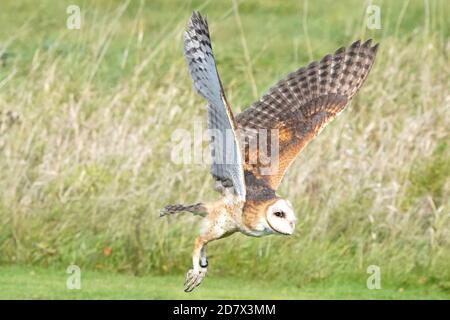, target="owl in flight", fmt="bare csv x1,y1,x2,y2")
161,12,378,292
